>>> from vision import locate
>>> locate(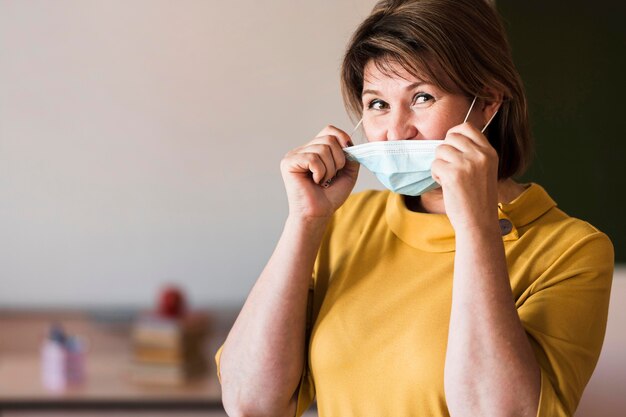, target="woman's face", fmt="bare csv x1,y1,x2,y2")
360,60,483,141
